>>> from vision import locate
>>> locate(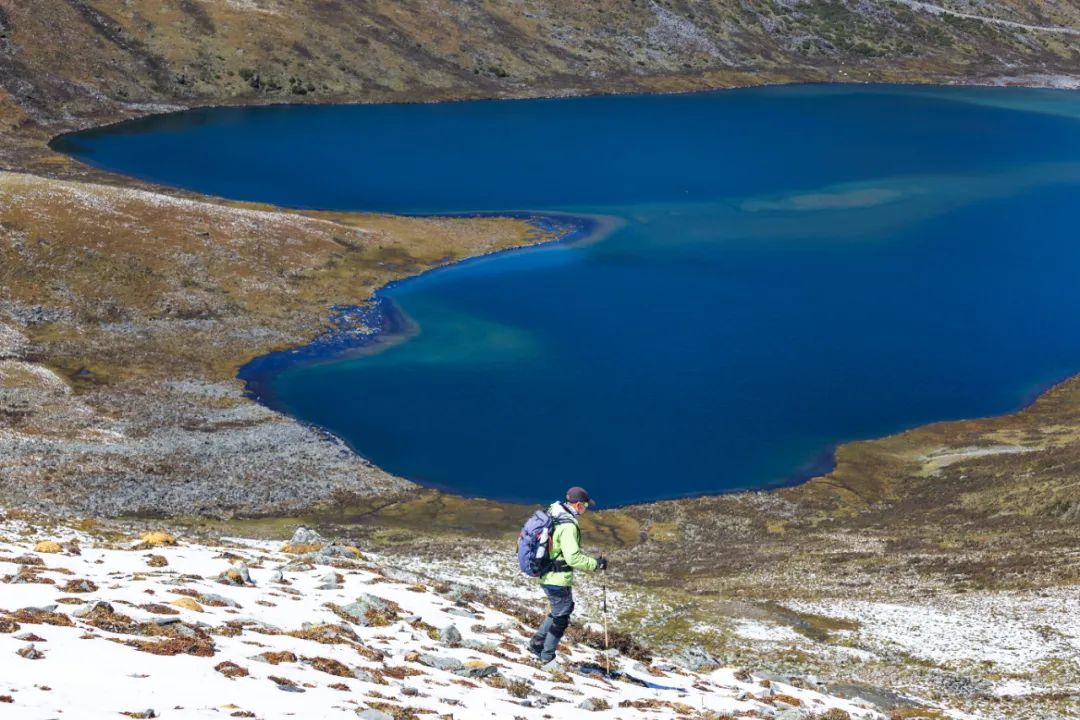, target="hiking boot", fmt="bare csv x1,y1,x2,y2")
542,657,568,672
525,644,543,662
